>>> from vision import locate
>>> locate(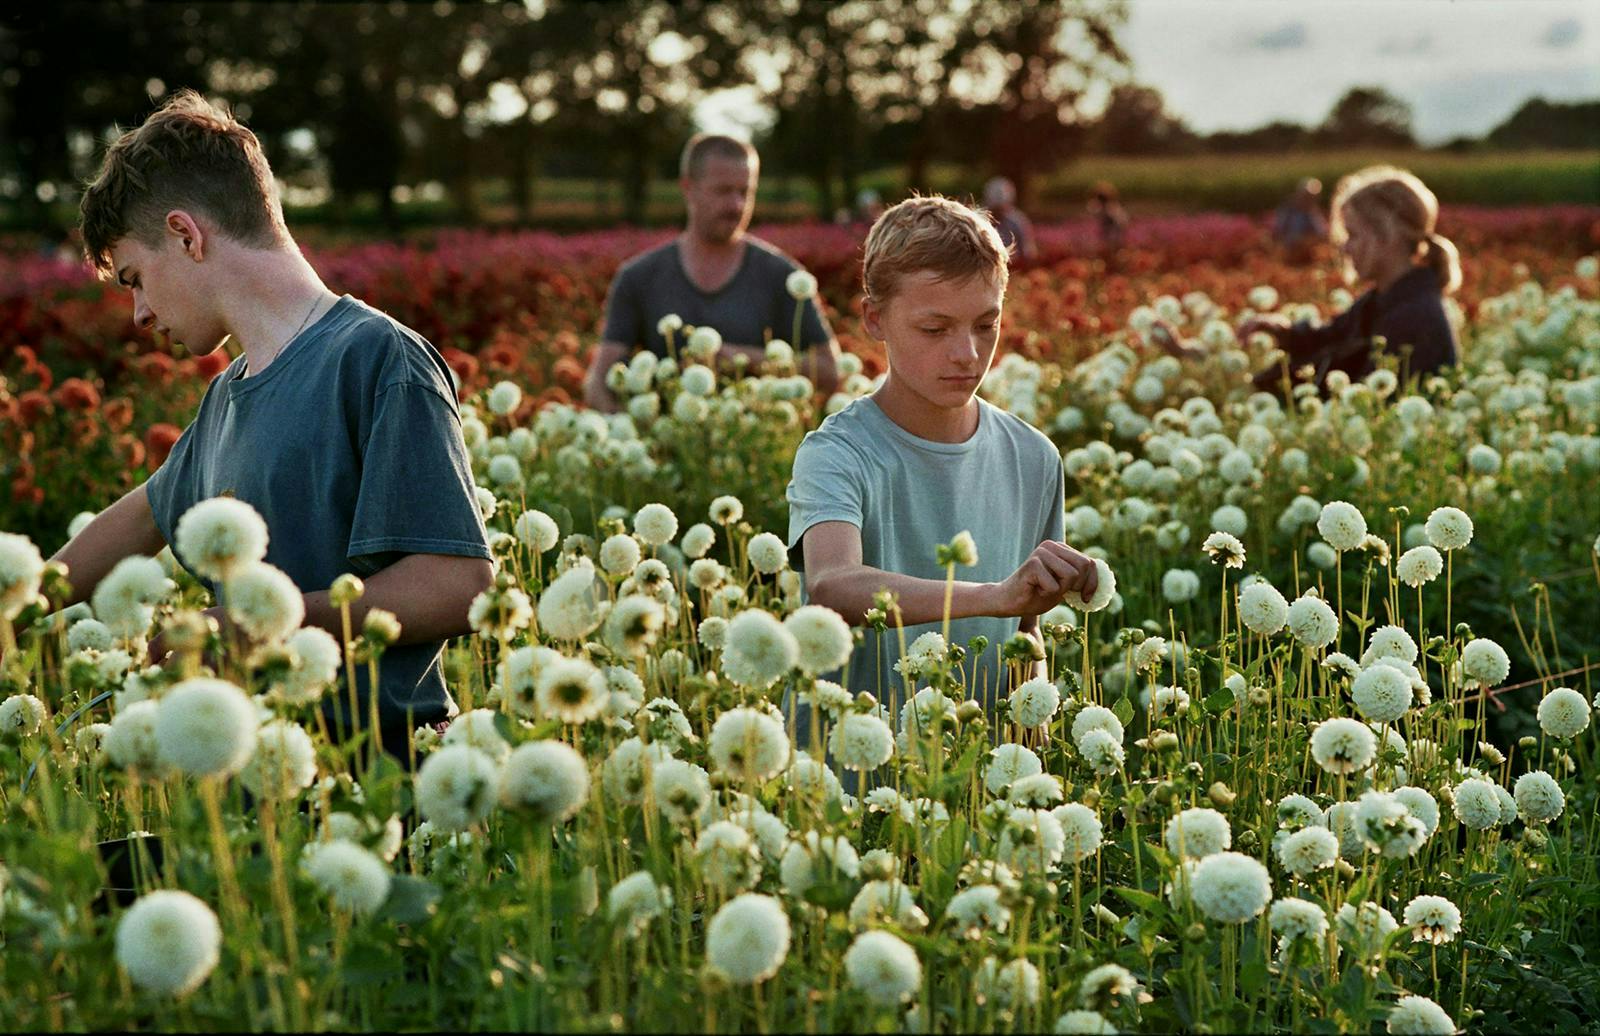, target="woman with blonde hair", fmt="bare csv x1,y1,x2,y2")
1157,165,1461,392
1246,165,1461,390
